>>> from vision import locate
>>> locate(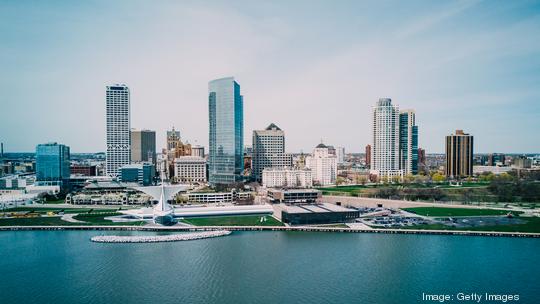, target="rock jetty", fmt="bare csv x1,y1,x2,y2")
91,230,231,243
